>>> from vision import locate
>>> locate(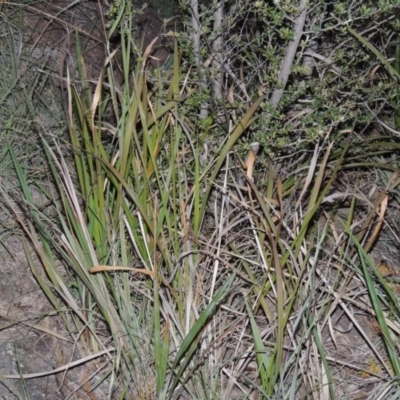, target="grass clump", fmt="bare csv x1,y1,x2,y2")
2,3,400,400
